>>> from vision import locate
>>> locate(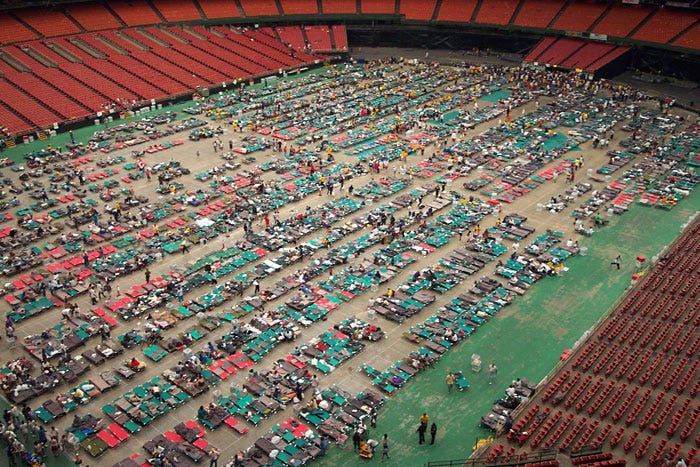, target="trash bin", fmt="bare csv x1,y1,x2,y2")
579,247,588,256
